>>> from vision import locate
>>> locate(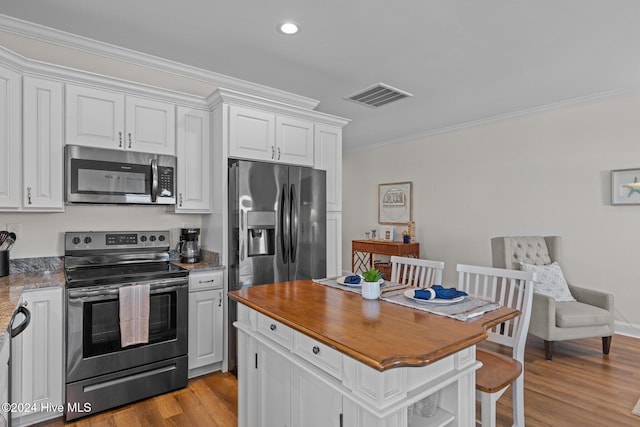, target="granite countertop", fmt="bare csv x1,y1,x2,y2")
0,269,65,346
172,260,225,273
0,251,224,347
